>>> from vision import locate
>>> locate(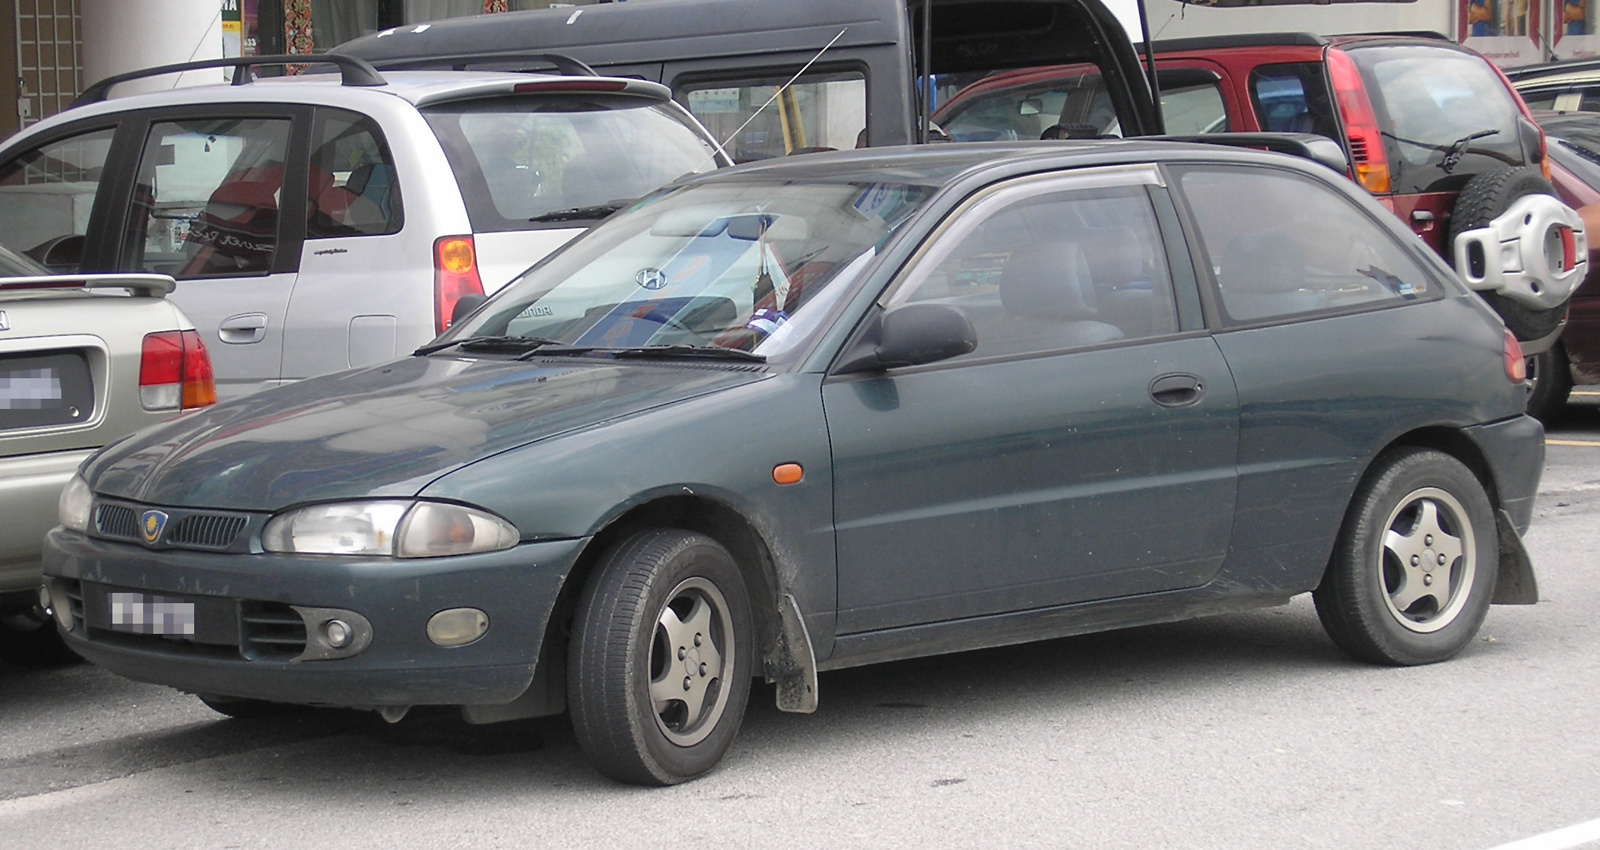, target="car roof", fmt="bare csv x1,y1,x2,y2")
1506,57,1600,83
18,68,672,136
681,139,1334,189
1150,31,1457,54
